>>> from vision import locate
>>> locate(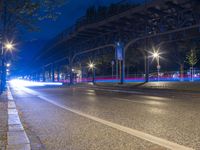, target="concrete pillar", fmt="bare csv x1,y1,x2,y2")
51,63,55,82
1,55,6,92
120,59,125,84
33,73,36,81
37,72,40,81
43,67,46,82
116,42,125,84
48,68,51,81
145,54,149,82
69,62,73,85
116,60,118,80
57,66,60,82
